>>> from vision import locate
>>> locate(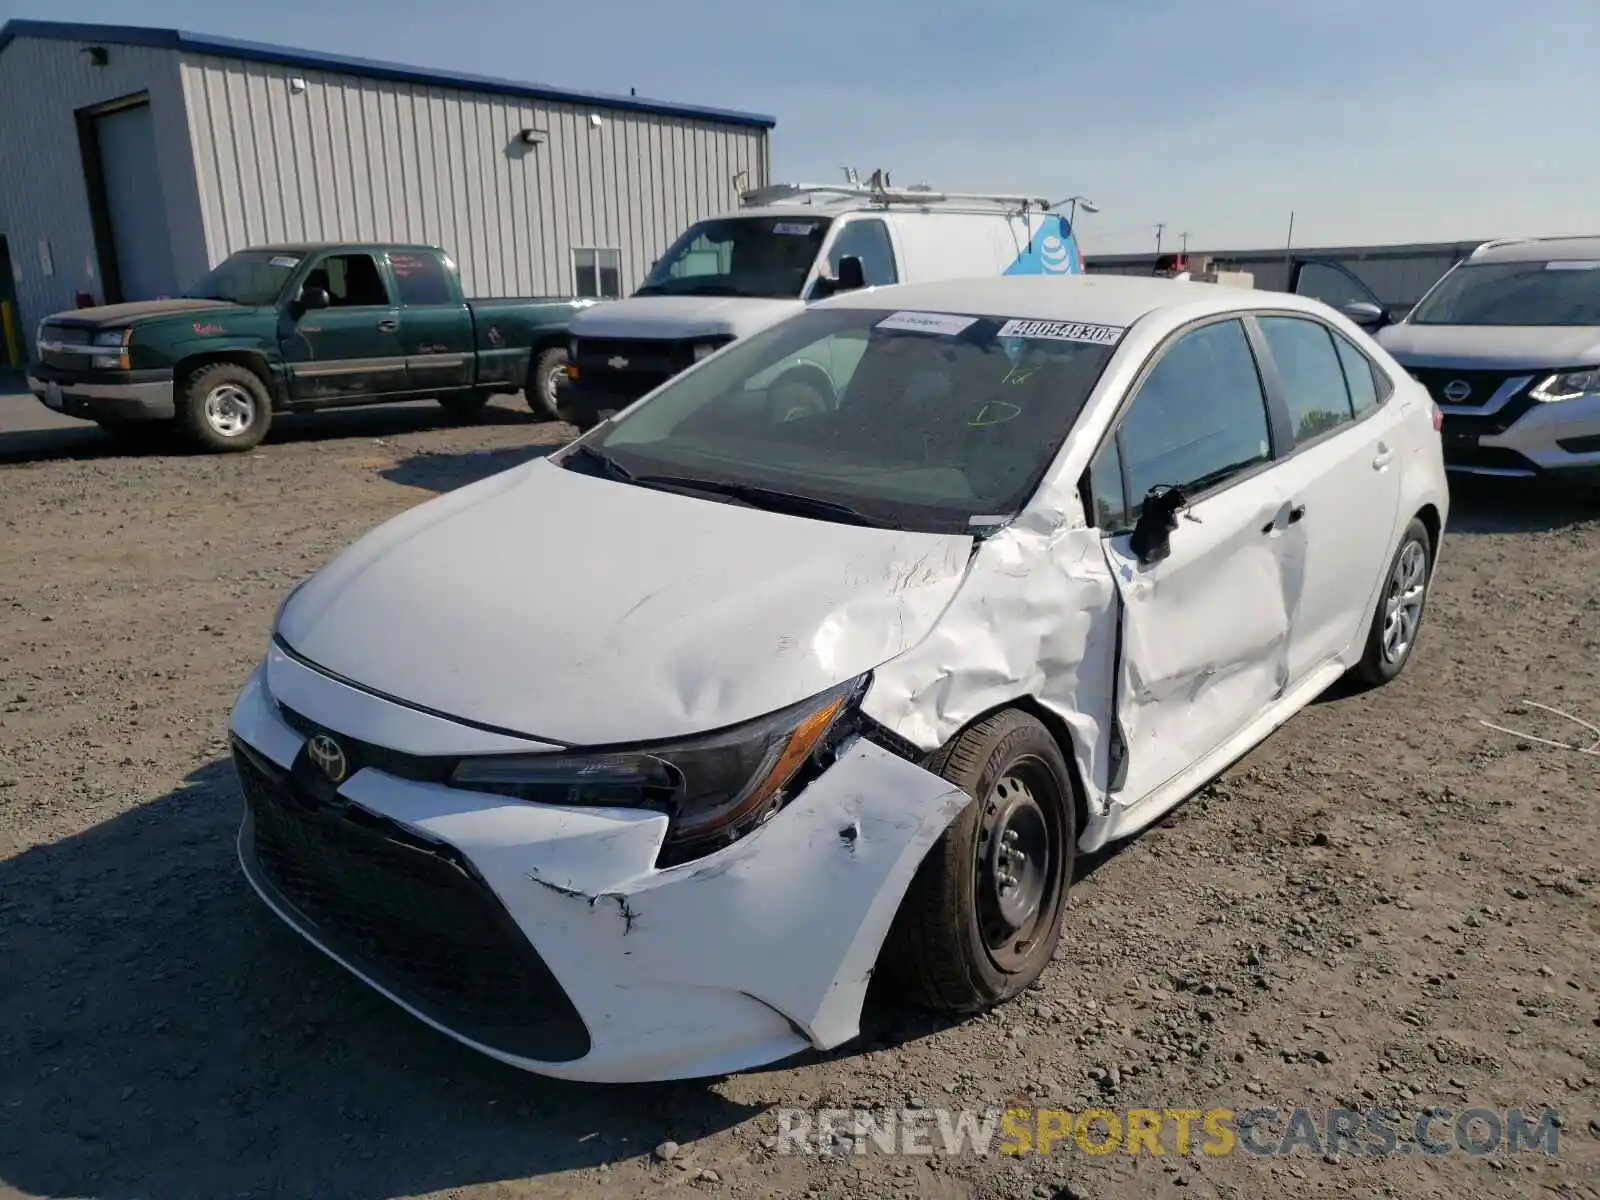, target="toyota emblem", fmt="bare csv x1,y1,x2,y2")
1442,379,1473,403
306,733,349,784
